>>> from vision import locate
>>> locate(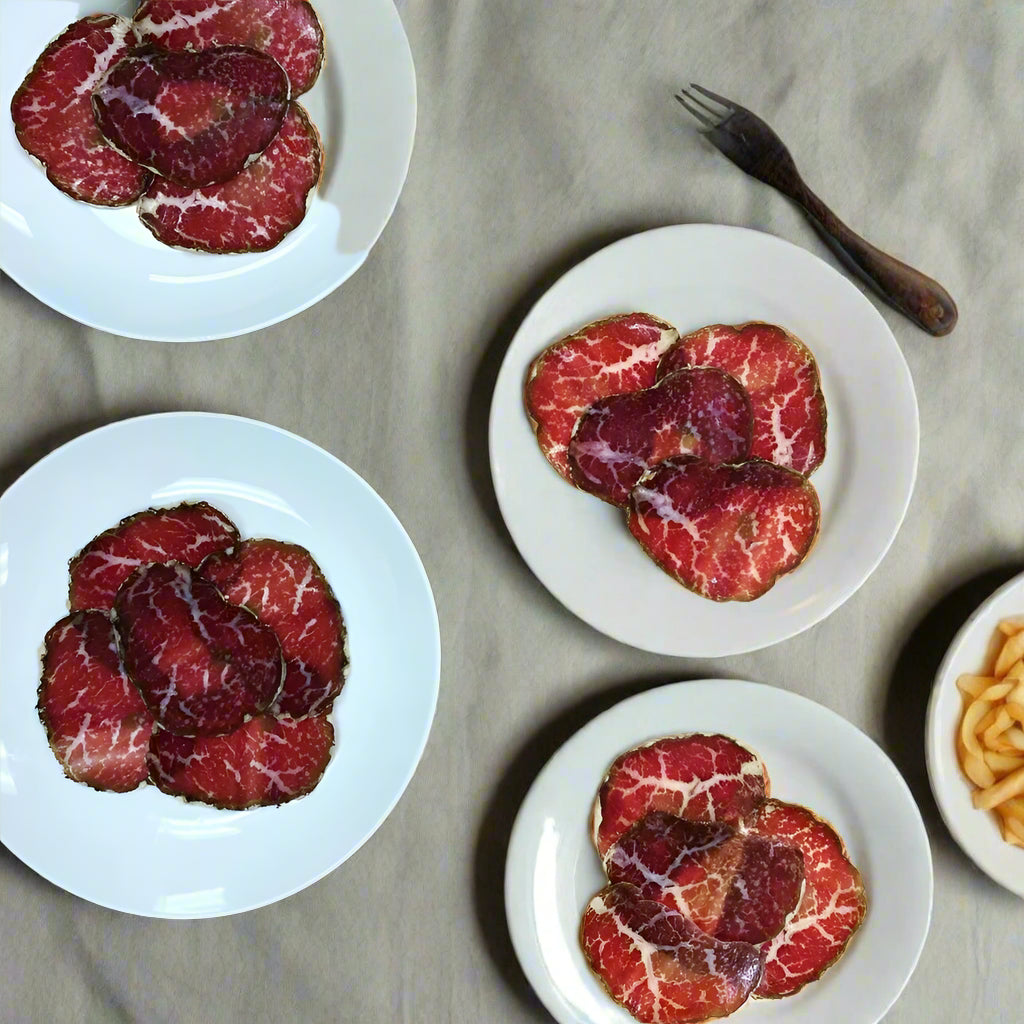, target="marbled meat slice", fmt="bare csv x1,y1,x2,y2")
628,457,820,602
605,812,805,945
139,101,321,253
149,712,333,809
567,367,752,507
135,0,325,96
659,323,826,475
592,734,768,859
746,800,866,998
115,563,283,736
200,538,346,717
524,313,679,484
93,44,289,188
10,15,150,206
69,502,239,612
38,611,154,792
580,883,764,1024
